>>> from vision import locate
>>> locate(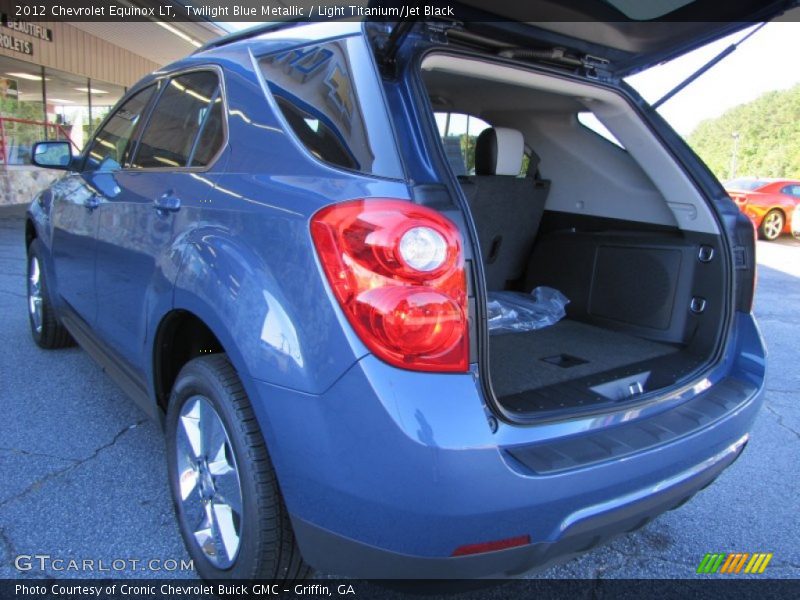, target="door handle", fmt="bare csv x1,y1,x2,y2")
84,194,100,211
153,192,181,213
